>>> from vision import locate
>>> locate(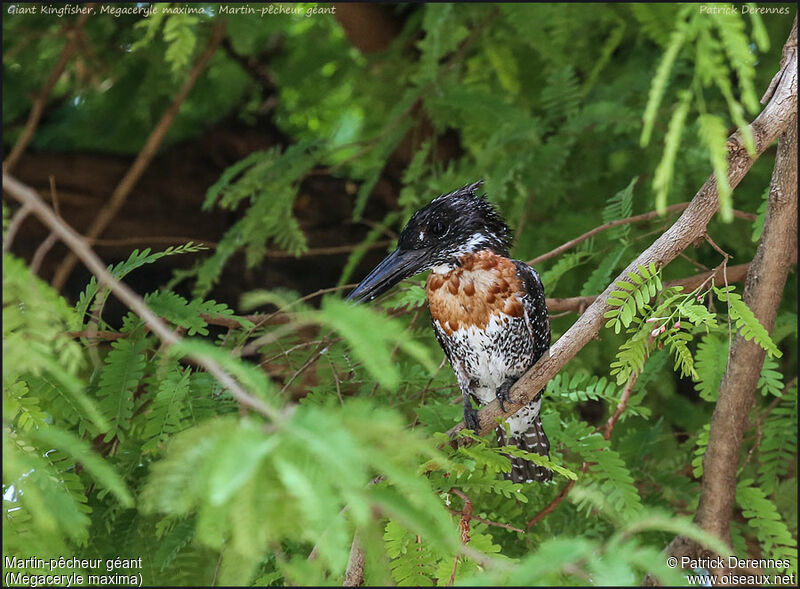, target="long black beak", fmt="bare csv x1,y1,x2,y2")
346,248,429,303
